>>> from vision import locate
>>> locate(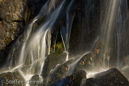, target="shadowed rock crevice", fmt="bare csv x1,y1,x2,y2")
0,18,2,21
